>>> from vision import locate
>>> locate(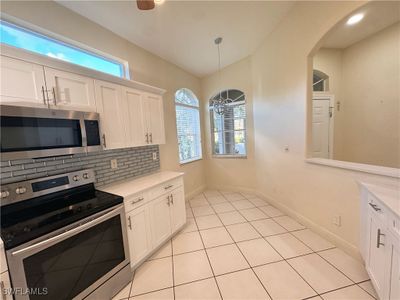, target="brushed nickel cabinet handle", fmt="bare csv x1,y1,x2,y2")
41,86,48,106
368,202,381,212
164,184,173,190
145,133,149,144
102,134,107,148
167,195,171,206
149,133,153,143
377,229,385,248
131,197,144,204
52,87,57,105
0,280,5,300
170,194,174,204
127,216,132,230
